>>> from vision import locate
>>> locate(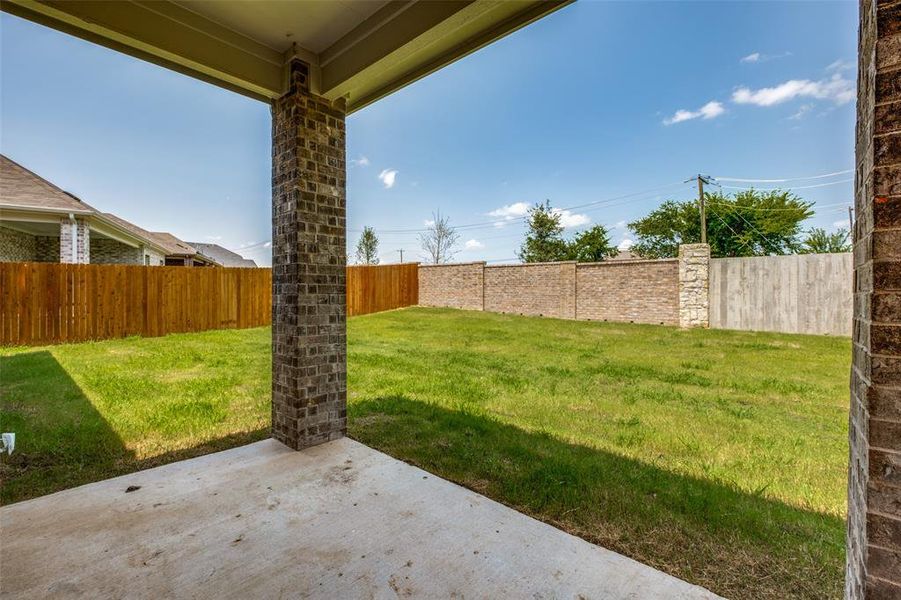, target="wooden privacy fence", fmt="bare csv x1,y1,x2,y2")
346,263,419,317
1,262,419,346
